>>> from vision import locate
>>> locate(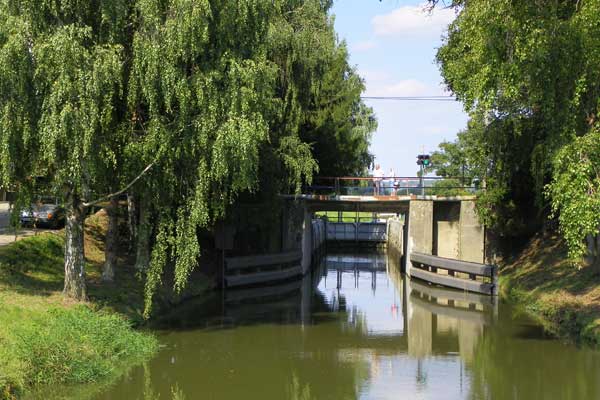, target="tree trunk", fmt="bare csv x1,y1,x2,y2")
102,196,118,282
135,199,151,271
586,231,600,275
595,233,600,276
64,190,87,300
127,192,137,251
